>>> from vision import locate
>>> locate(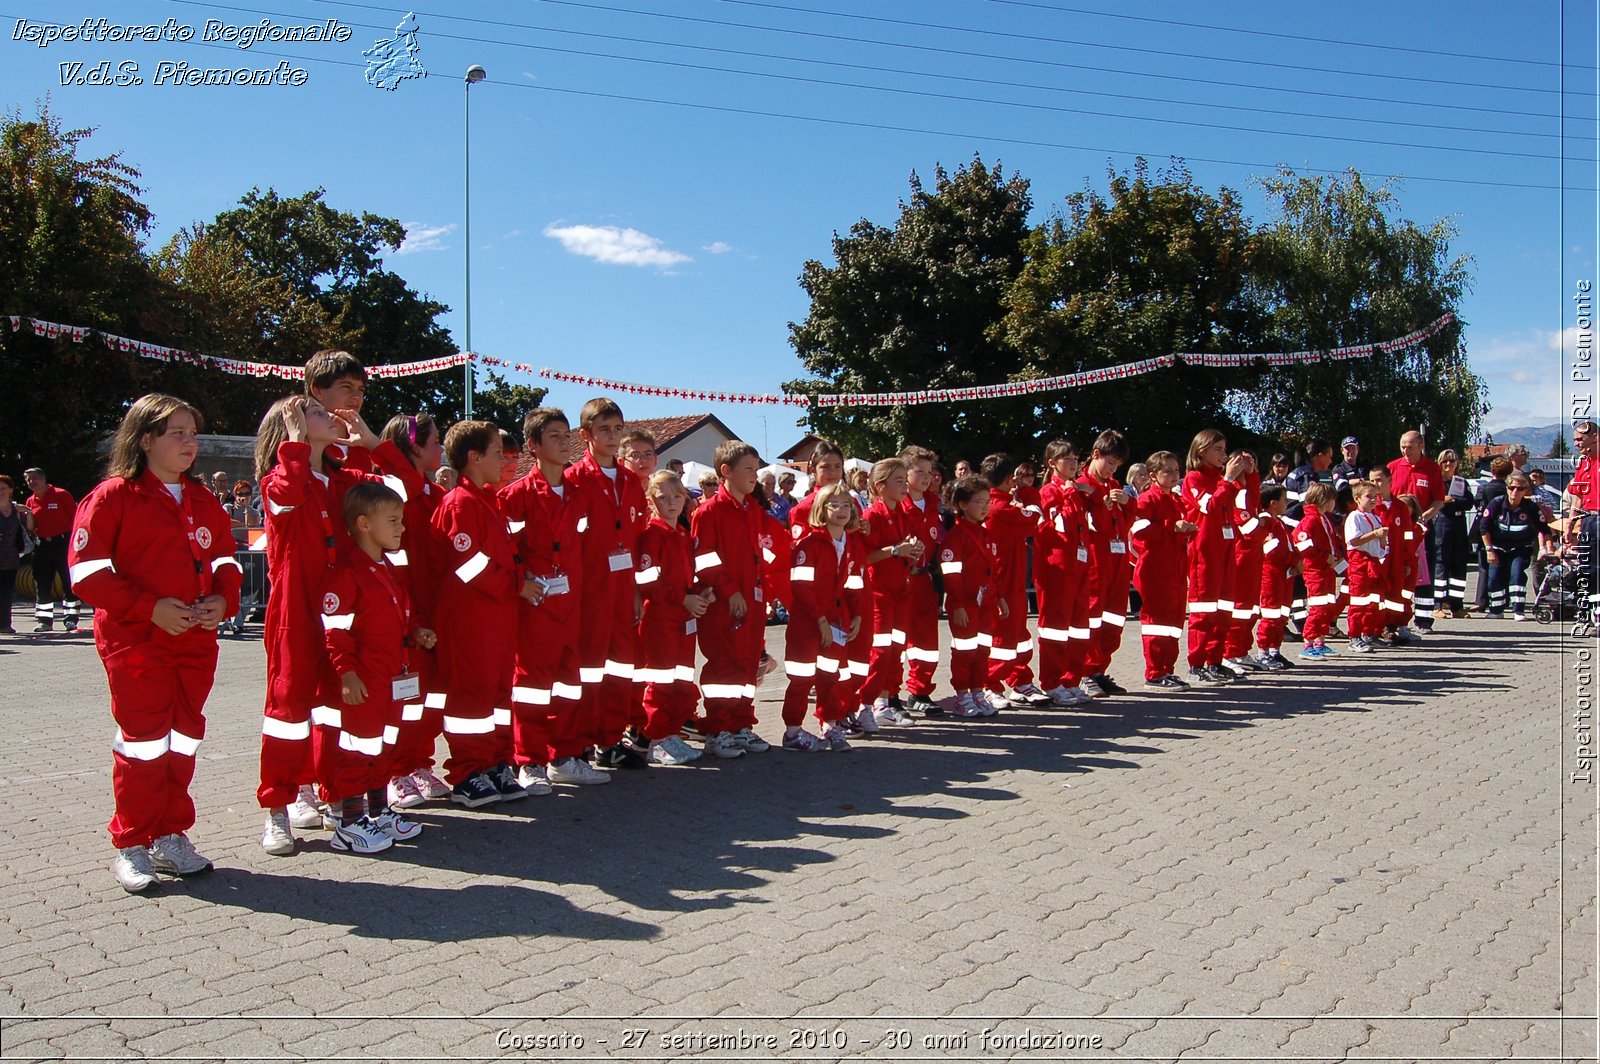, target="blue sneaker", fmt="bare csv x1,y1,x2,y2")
1299,645,1325,660
1317,643,1338,657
